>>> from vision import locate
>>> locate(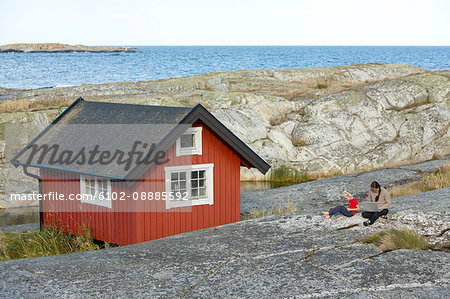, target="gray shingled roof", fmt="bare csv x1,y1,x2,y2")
59,100,192,125
12,98,270,179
